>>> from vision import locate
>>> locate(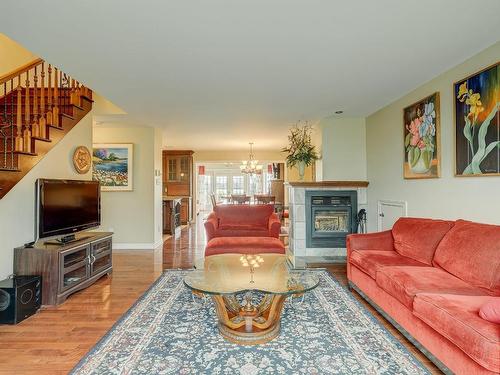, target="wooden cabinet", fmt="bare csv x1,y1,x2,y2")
165,154,192,183
180,197,190,224
163,150,194,224
163,200,171,234
163,198,181,235
14,232,113,306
